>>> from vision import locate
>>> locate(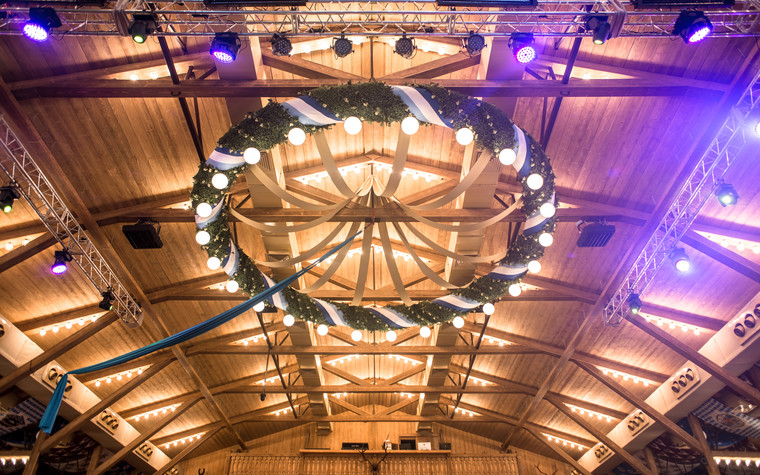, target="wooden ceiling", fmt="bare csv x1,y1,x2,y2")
0,21,759,474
